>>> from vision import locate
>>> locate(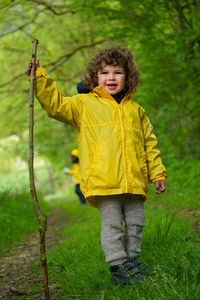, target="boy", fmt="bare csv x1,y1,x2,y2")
27,46,167,285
